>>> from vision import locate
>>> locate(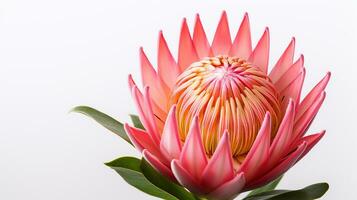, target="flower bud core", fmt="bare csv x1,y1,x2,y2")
170,56,282,158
